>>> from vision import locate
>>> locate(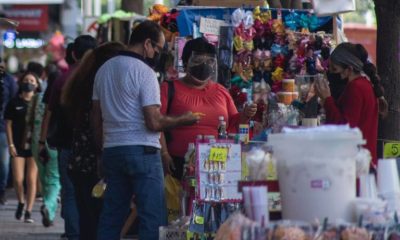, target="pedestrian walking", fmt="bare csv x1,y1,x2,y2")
5,72,41,223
